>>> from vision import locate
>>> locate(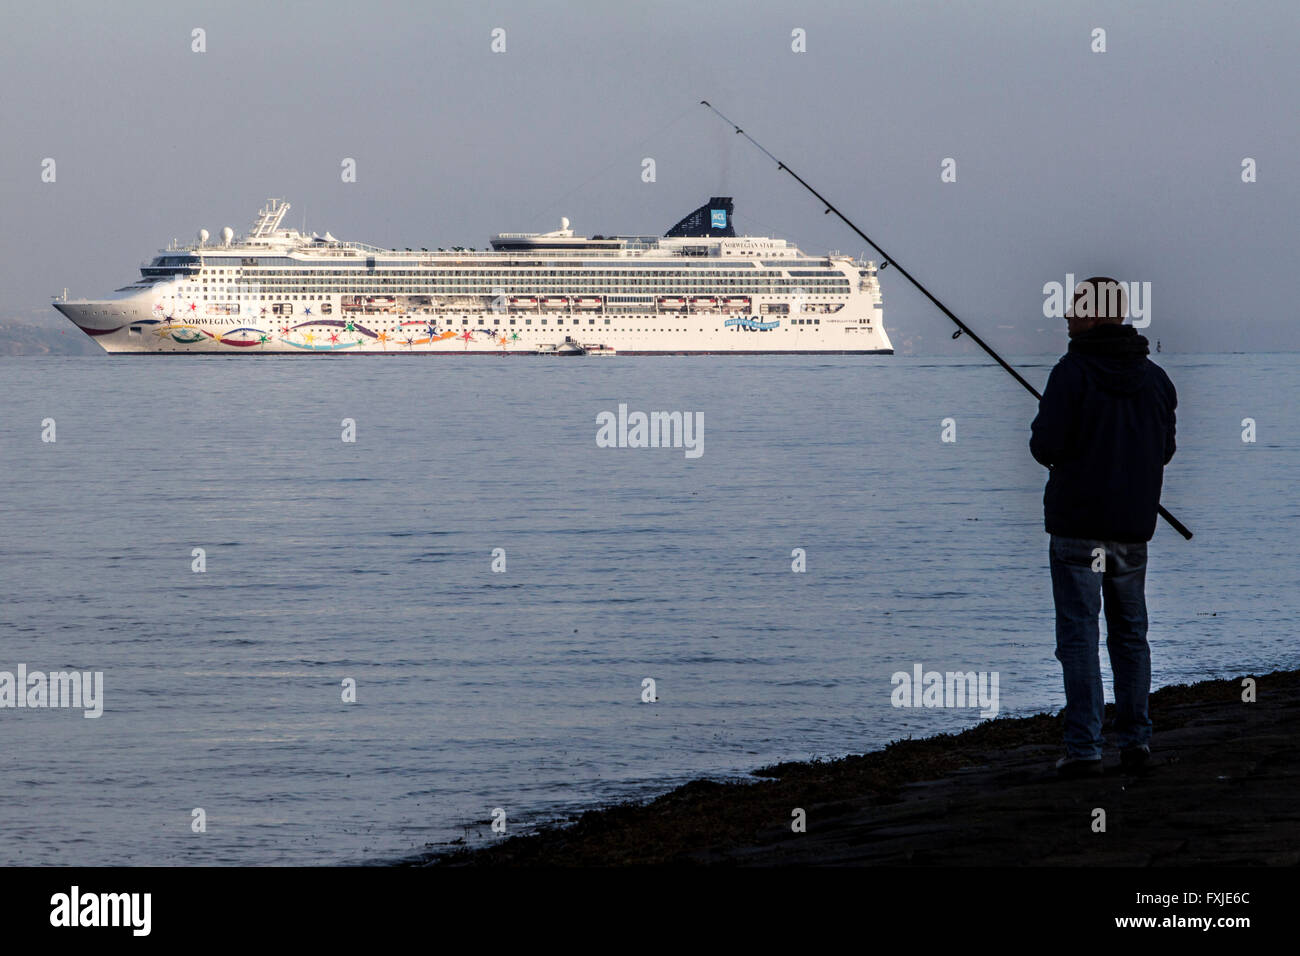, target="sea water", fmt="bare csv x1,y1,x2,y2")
0,353,1294,864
